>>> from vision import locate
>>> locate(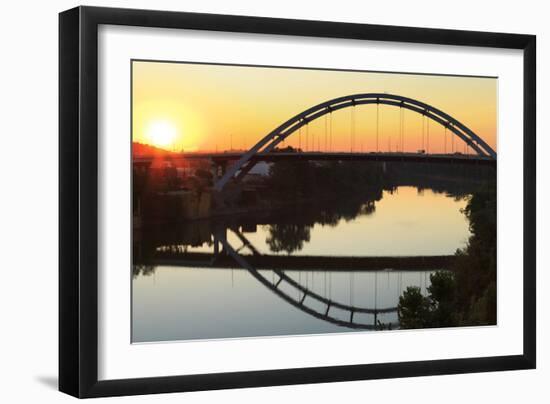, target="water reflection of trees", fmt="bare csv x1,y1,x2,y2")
133,161,495,276
262,198,378,254
383,161,493,200
260,160,492,255
266,224,311,255
132,264,155,278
